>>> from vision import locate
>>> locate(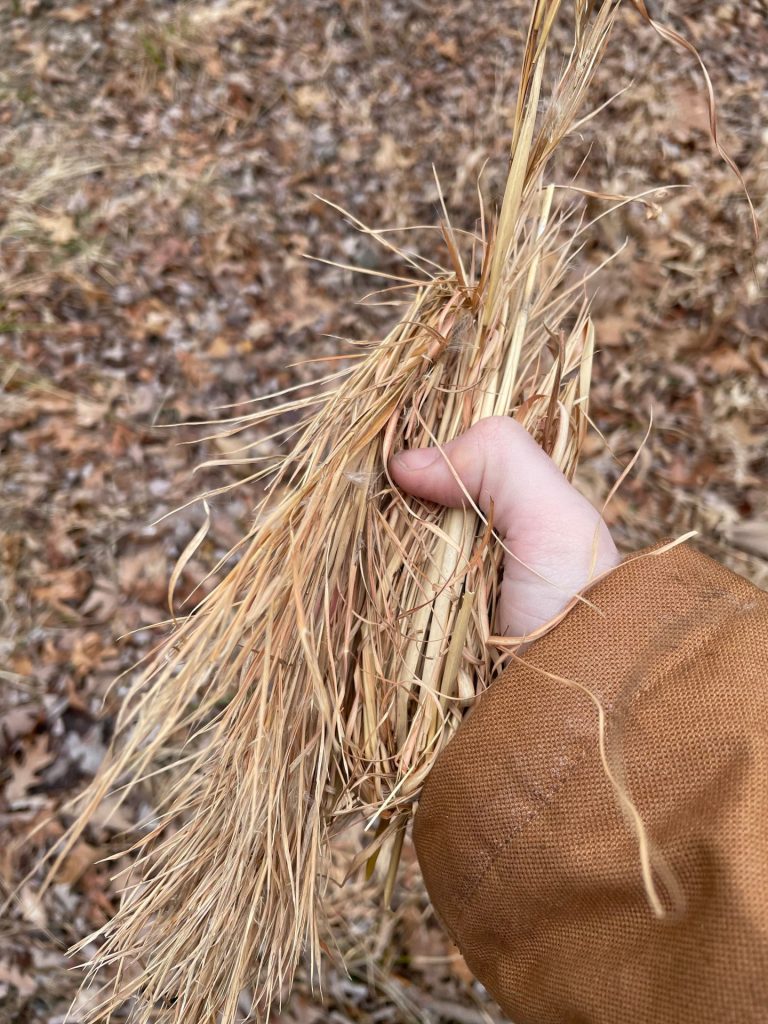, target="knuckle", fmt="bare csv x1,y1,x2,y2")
470,415,521,449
